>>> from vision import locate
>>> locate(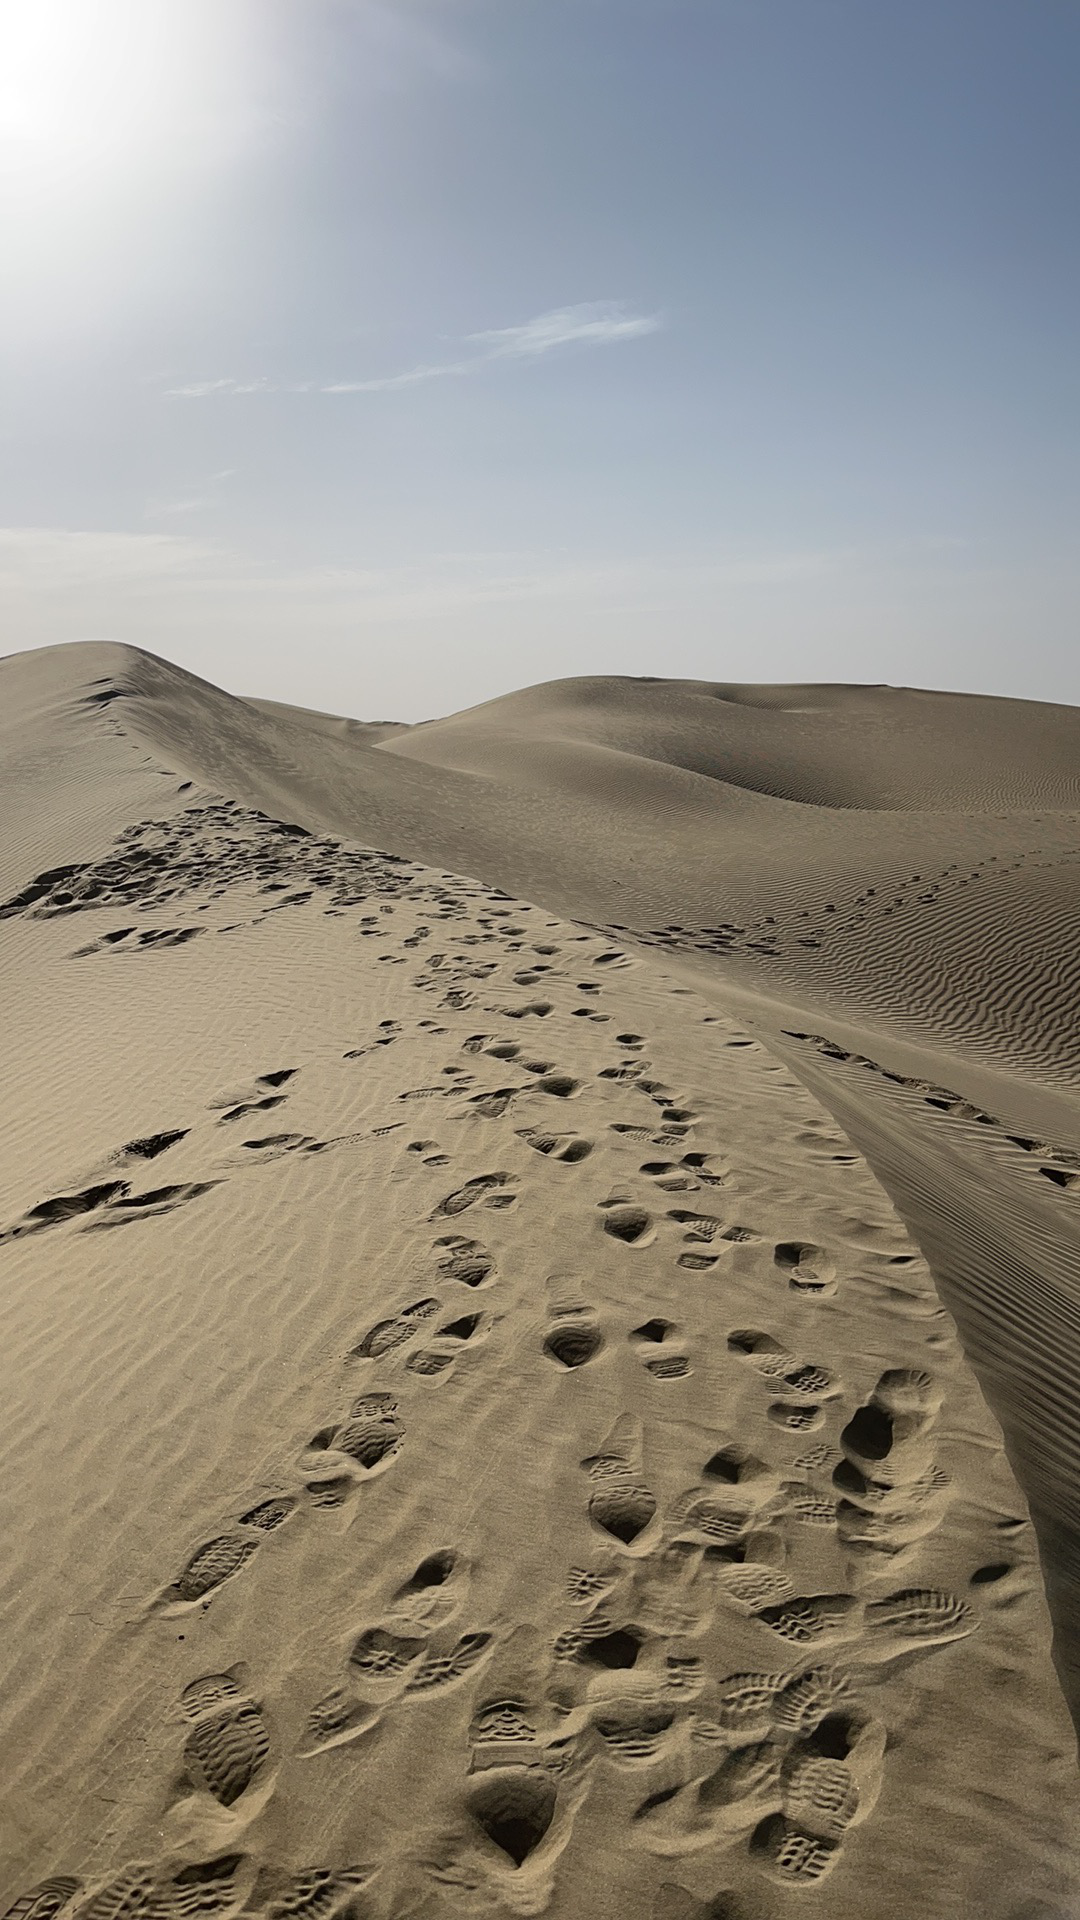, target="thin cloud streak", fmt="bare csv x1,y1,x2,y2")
164,303,662,398
468,303,661,358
